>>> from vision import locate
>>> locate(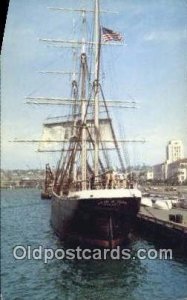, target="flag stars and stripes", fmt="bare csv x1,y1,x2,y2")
101,27,123,42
